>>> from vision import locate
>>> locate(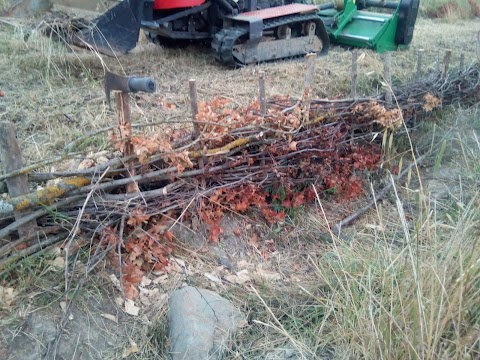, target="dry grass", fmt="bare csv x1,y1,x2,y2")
421,0,480,19
307,198,479,359
0,12,480,360
0,0,12,12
